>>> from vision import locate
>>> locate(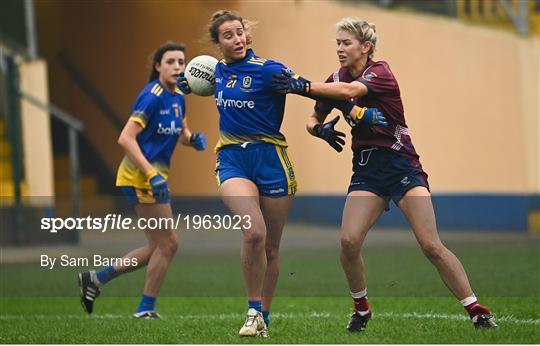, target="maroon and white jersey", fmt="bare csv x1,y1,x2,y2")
315,59,420,160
